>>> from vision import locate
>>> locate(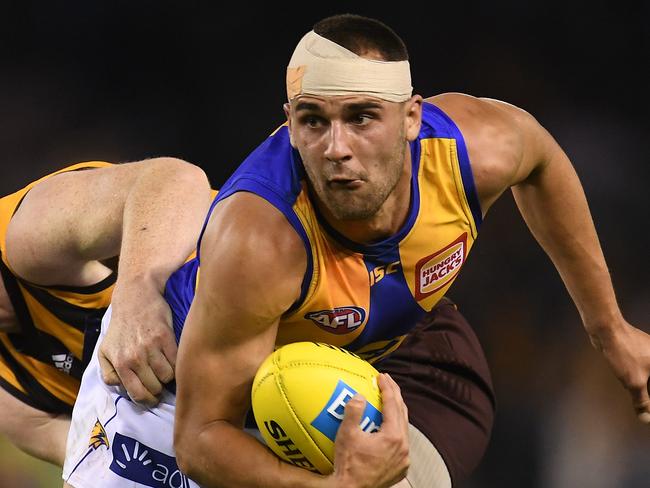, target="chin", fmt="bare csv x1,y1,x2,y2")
329,204,379,222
